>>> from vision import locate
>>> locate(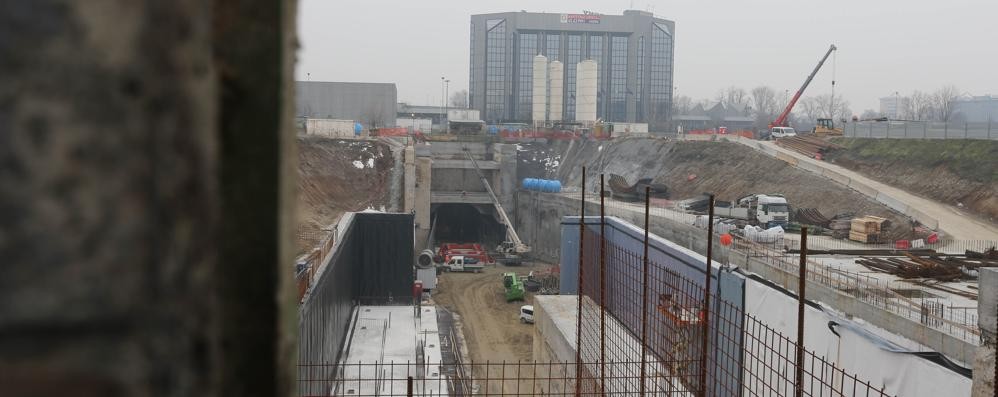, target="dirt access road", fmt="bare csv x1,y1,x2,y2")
758,140,998,240
432,261,555,364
